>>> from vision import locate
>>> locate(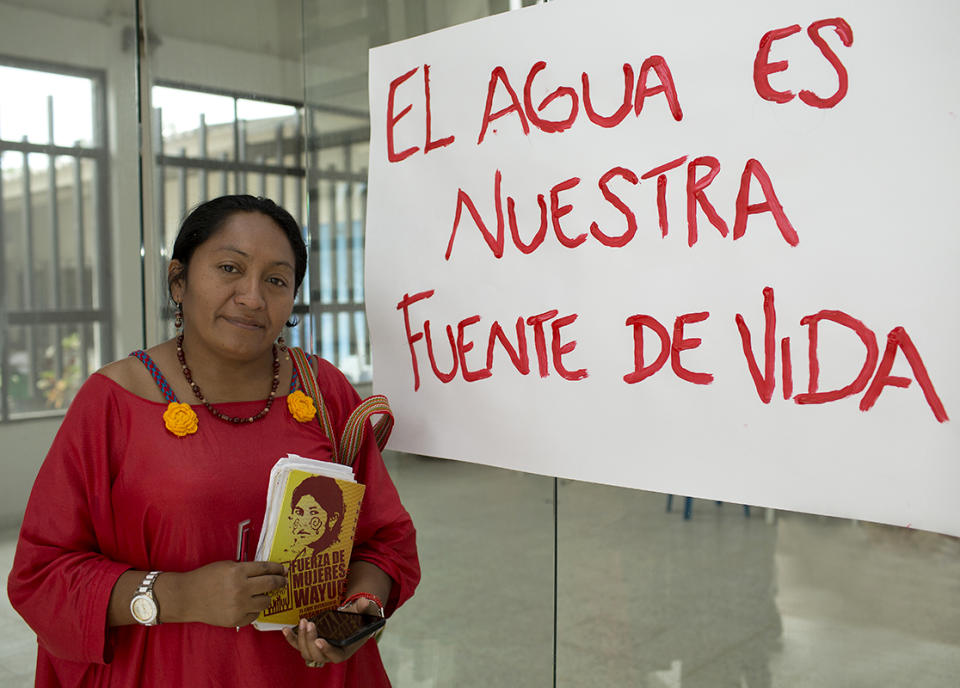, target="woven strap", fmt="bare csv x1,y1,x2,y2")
129,350,177,403
288,348,394,467
340,394,394,467
289,347,341,465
